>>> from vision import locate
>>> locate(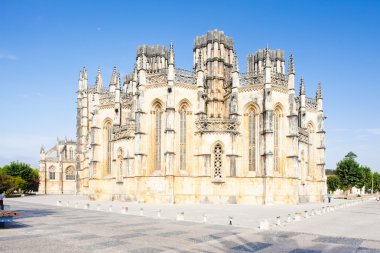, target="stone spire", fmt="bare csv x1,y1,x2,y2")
116,72,121,90
288,53,295,75
264,46,271,68
299,77,305,95
95,67,103,92
40,145,45,154
78,70,83,90
169,41,175,66
109,66,117,92
316,81,322,99
82,66,87,80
